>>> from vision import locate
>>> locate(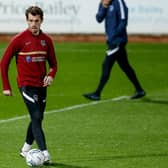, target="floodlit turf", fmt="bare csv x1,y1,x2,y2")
0,42,168,167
